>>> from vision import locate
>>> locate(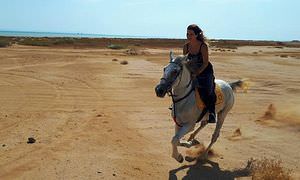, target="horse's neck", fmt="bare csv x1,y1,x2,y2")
173,64,192,97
